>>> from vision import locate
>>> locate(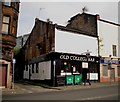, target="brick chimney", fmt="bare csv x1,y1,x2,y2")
96,14,100,20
